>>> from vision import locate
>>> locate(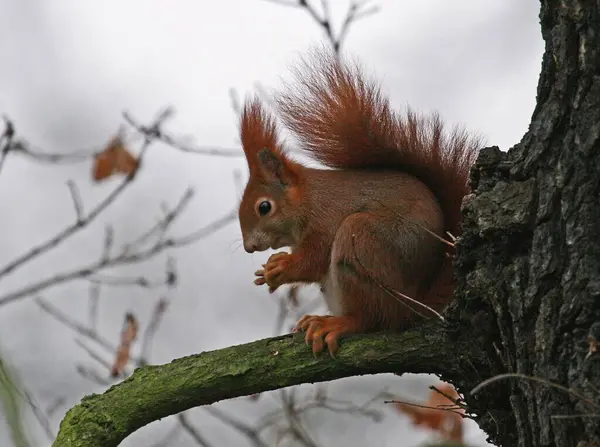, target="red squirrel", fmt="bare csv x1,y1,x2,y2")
238,49,481,356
